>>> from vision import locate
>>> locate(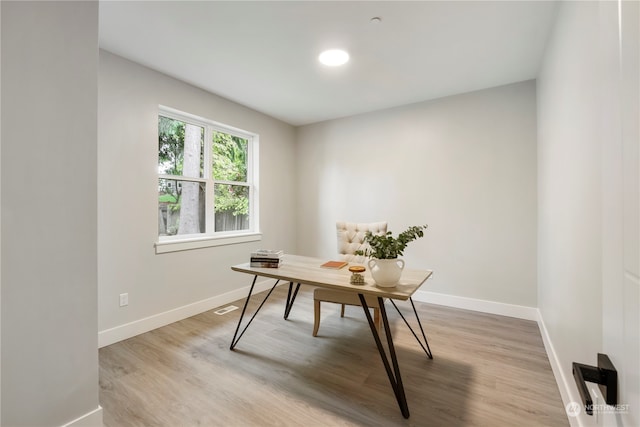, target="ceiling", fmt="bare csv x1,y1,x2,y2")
99,1,558,126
